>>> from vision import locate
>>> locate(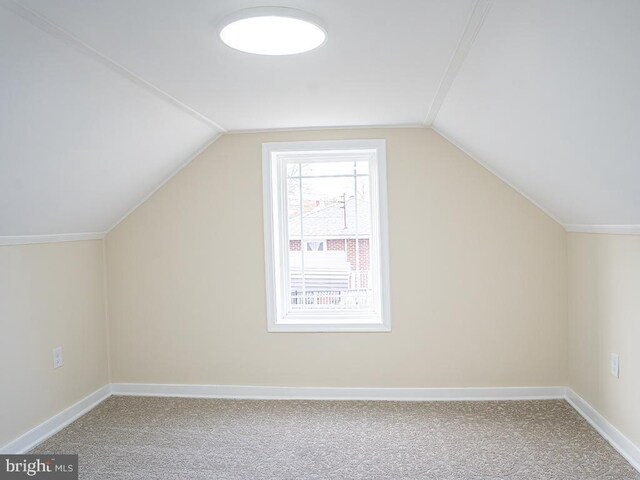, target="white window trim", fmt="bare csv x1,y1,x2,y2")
262,139,391,333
